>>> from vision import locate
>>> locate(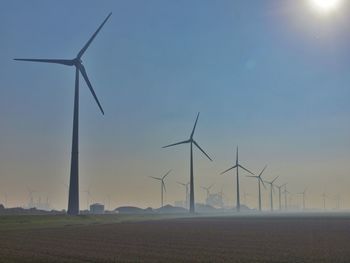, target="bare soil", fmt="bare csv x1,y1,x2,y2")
0,214,349,262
